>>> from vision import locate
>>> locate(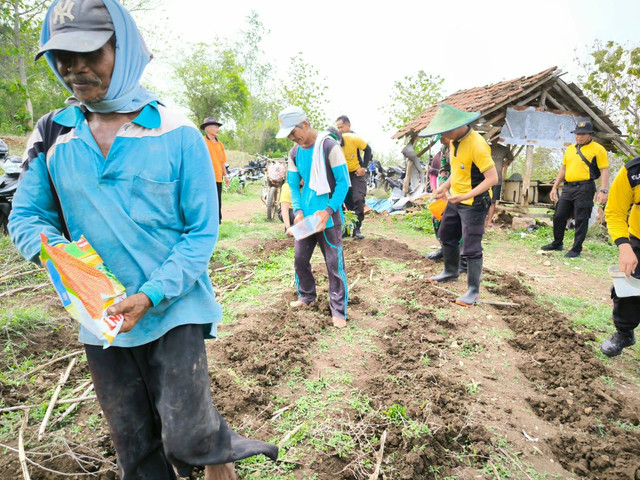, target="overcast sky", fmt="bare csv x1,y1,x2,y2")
139,0,639,157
